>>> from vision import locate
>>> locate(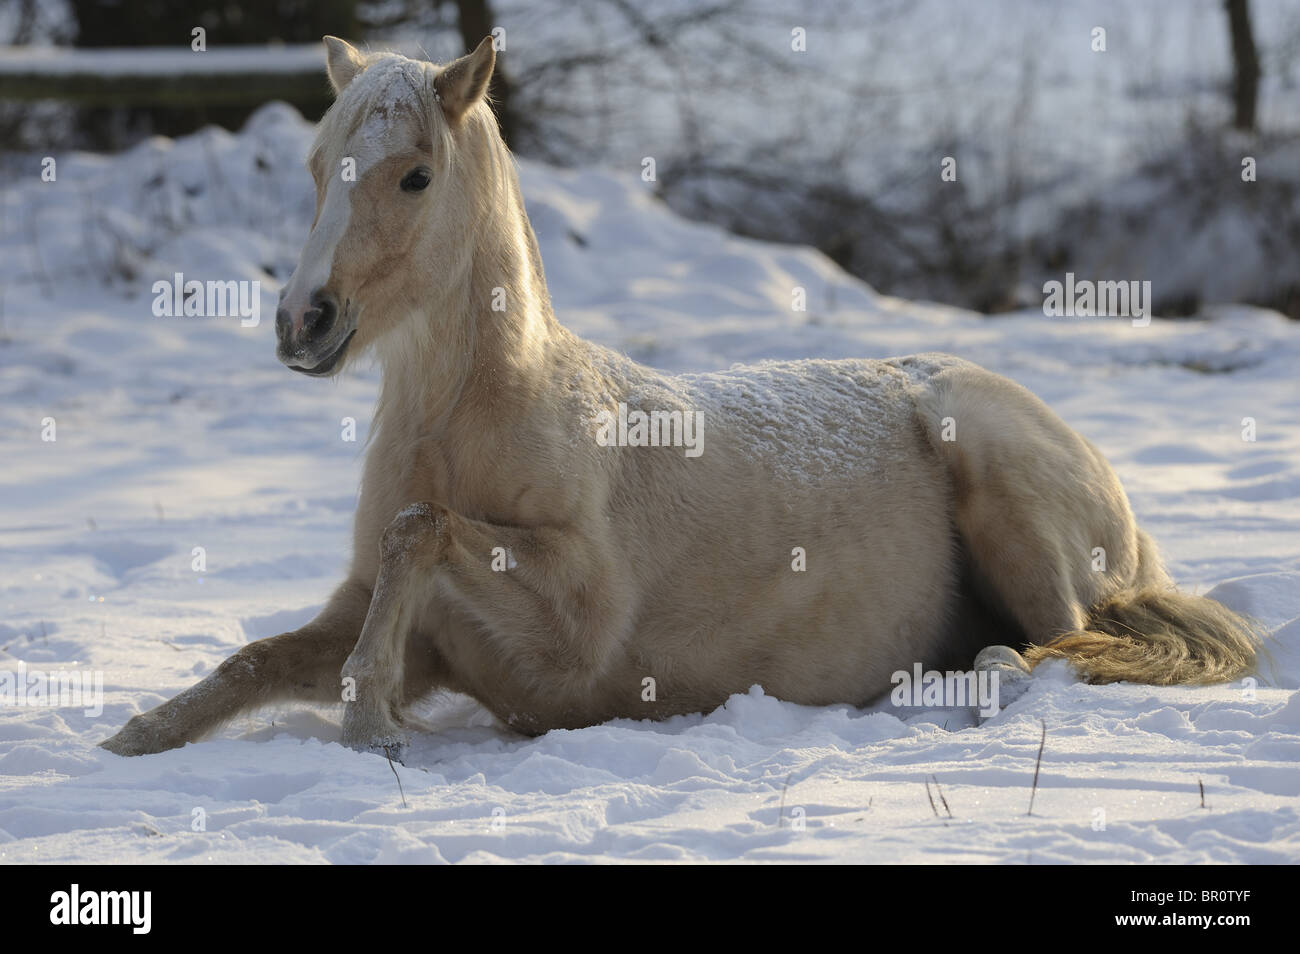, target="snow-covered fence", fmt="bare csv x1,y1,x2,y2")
0,44,329,107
